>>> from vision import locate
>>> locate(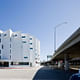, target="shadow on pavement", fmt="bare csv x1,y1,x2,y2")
33,66,78,80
